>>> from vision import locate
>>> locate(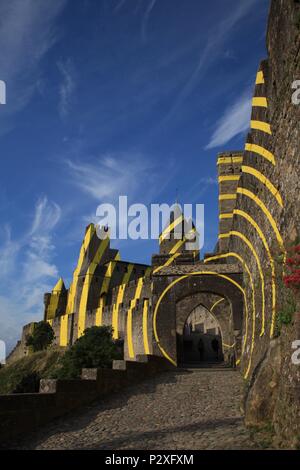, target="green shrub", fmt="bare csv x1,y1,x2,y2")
26,321,55,352
275,296,297,336
52,326,121,379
